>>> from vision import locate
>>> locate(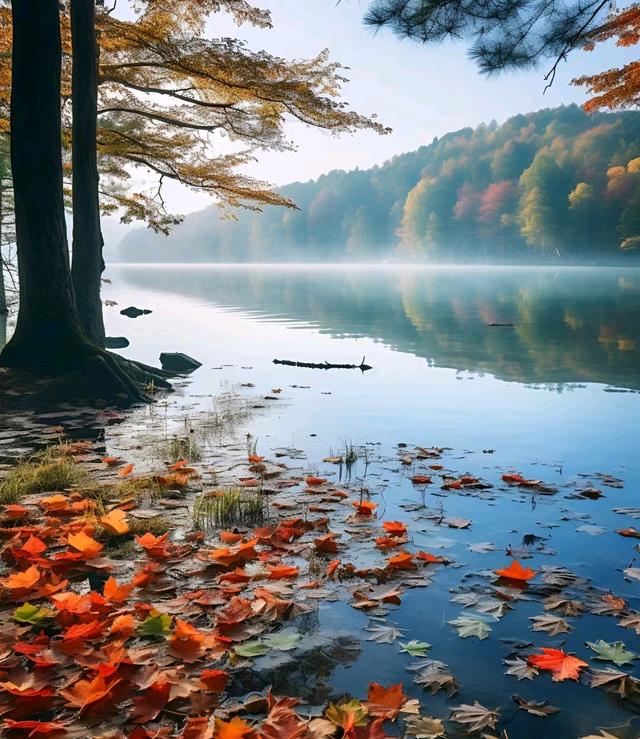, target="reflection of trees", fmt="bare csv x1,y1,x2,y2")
118,267,640,388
